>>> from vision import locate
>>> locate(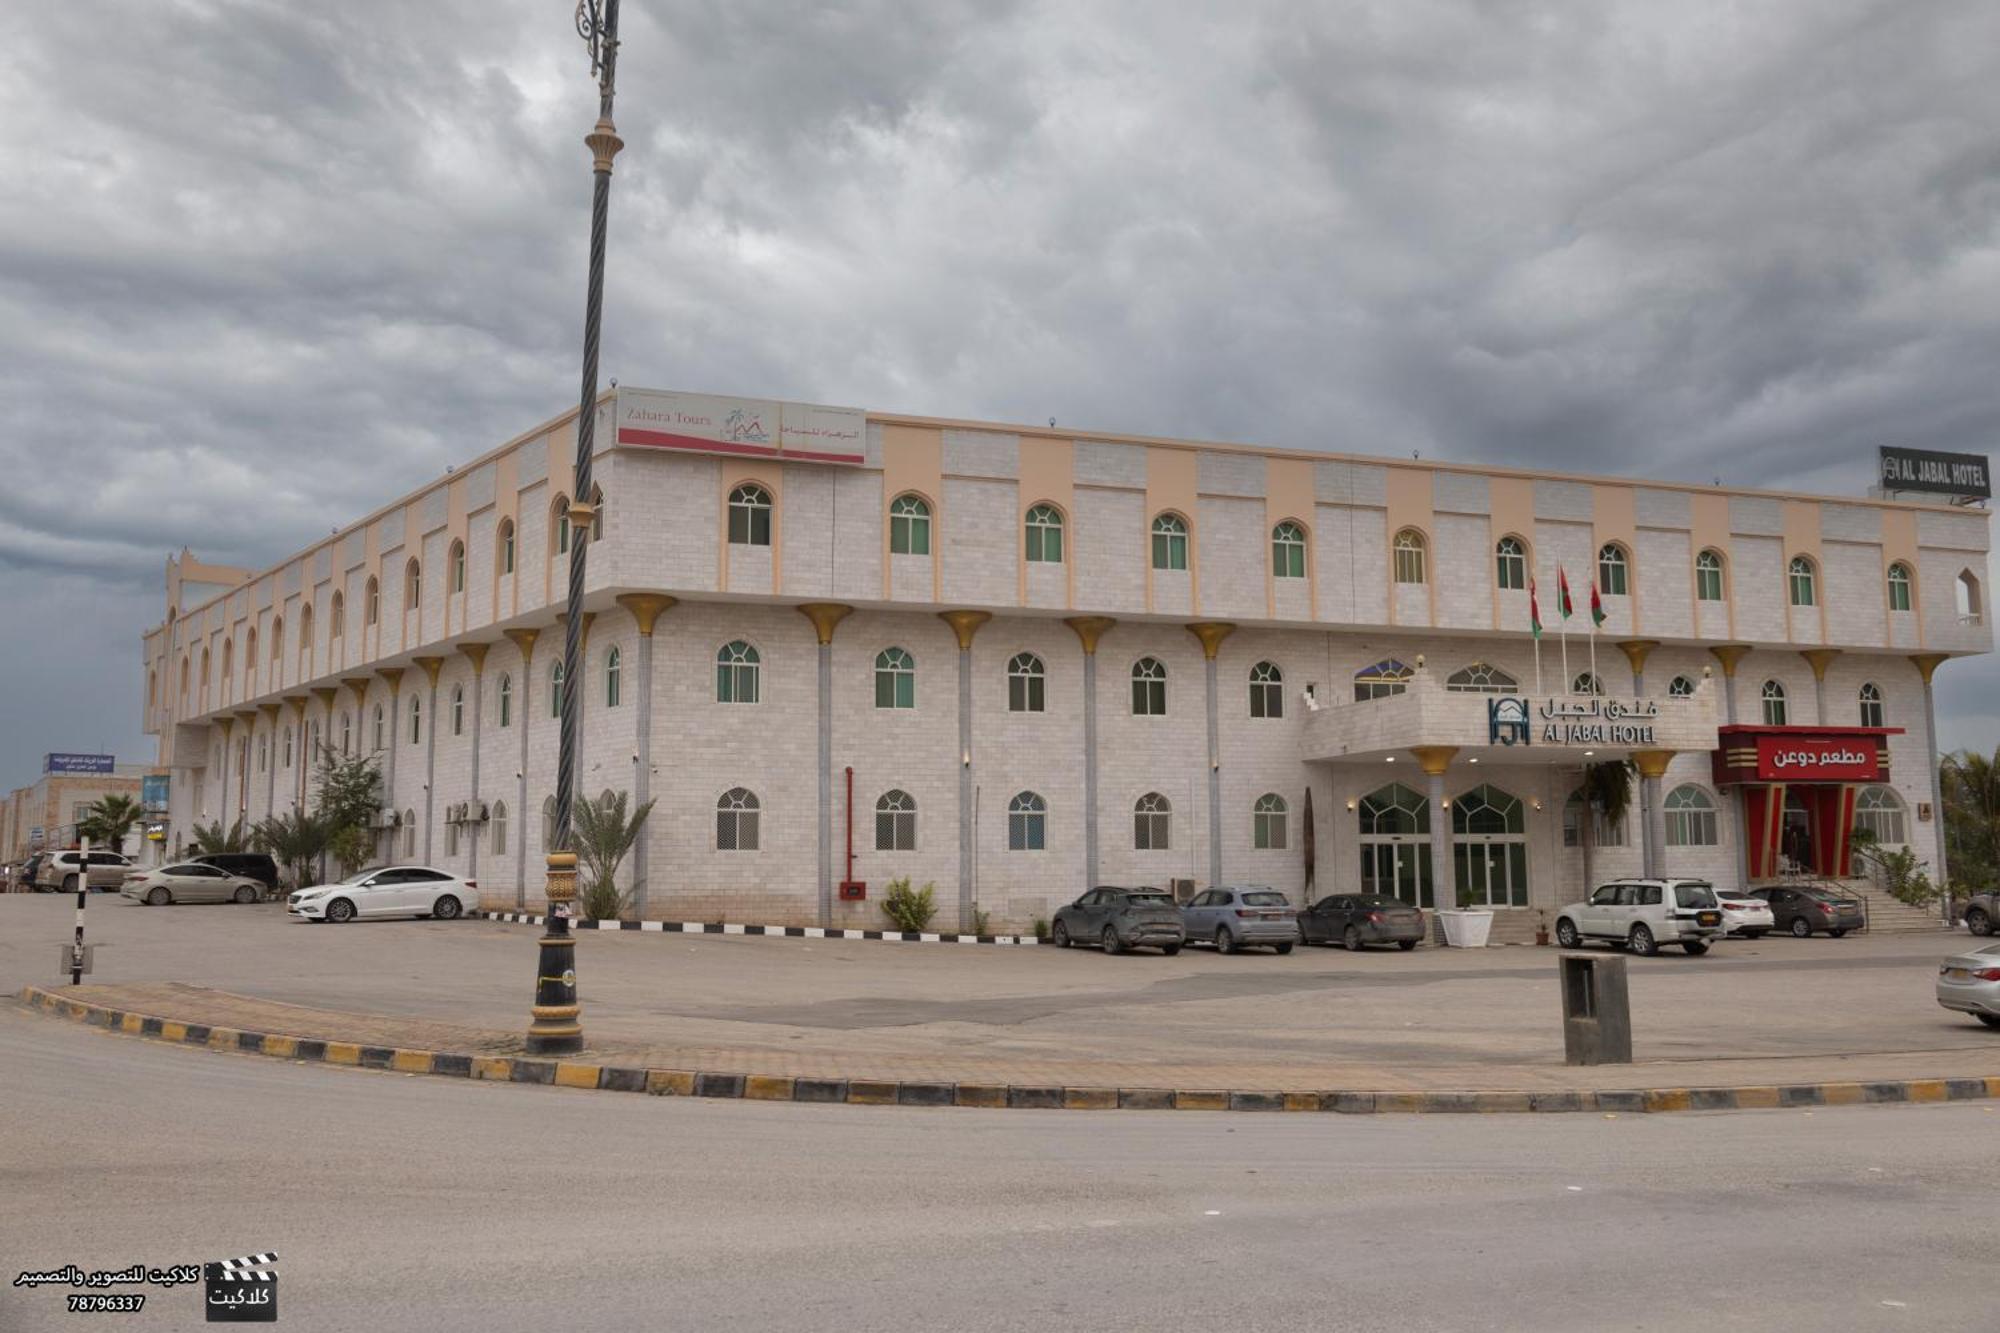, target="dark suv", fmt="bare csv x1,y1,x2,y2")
1052,886,1187,955
192,853,281,897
